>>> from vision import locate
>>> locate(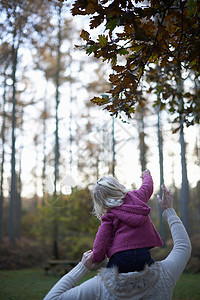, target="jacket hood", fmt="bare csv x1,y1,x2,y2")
99,263,160,300
109,199,151,227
